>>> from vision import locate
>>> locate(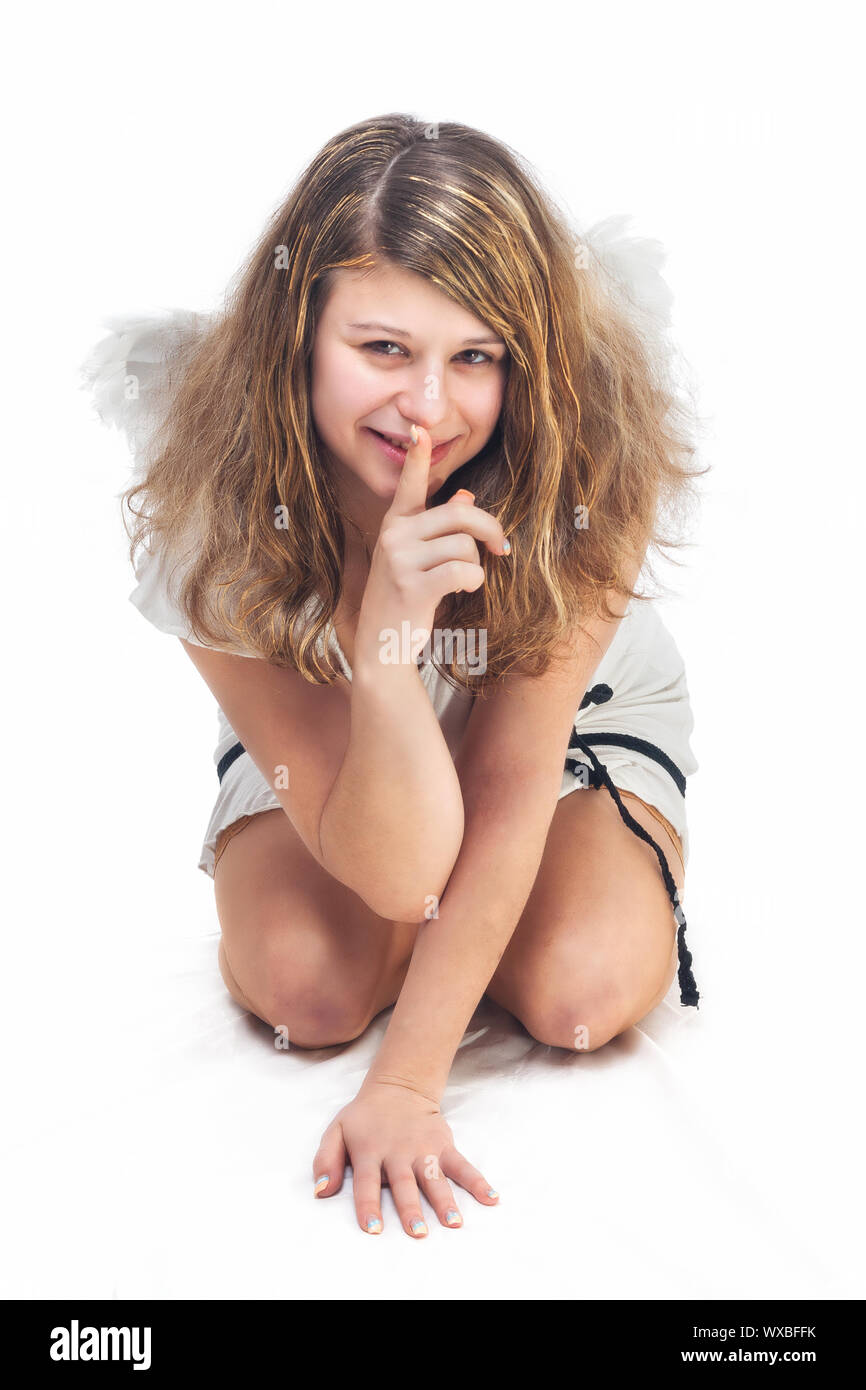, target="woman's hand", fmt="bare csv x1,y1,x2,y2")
312,1078,500,1237
353,423,510,672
